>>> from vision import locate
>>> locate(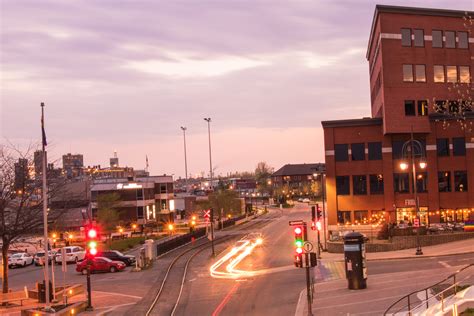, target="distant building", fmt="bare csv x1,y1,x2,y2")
14,158,29,191
62,153,84,179
34,150,42,178
271,163,325,196
90,175,175,225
